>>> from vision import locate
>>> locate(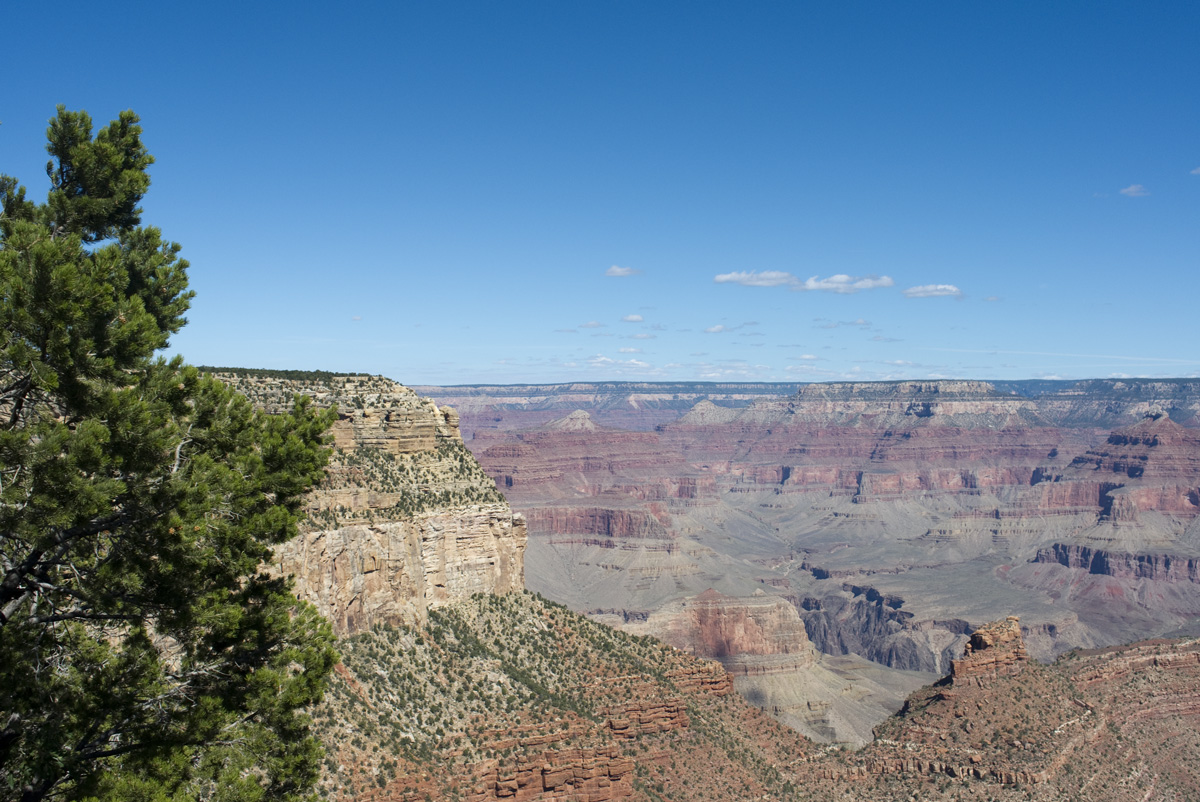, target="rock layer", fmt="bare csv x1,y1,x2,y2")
215,370,526,635
469,745,635,801
279,505,526,634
